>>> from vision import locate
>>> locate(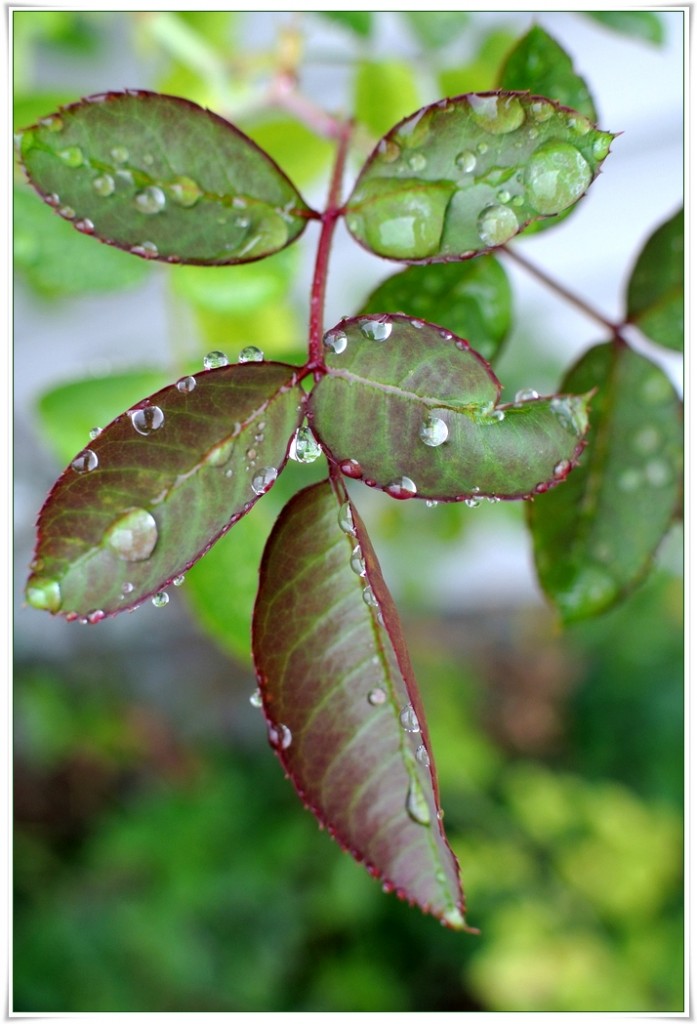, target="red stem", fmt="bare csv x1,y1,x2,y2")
308,120,353,371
